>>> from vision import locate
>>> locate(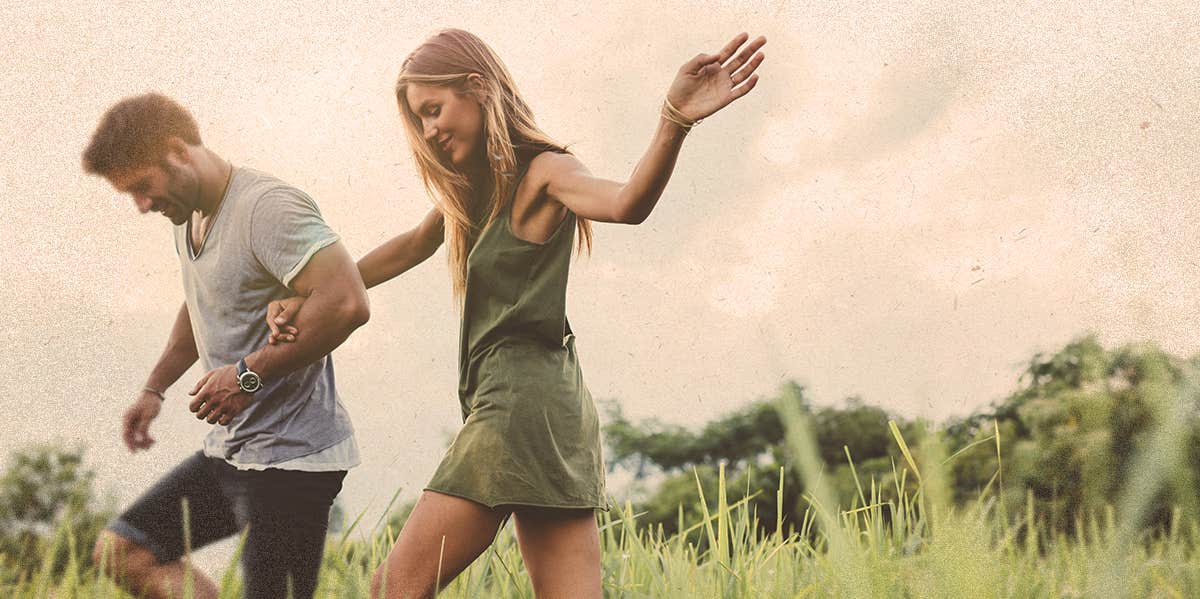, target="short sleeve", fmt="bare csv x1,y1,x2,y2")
249,190,340,288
